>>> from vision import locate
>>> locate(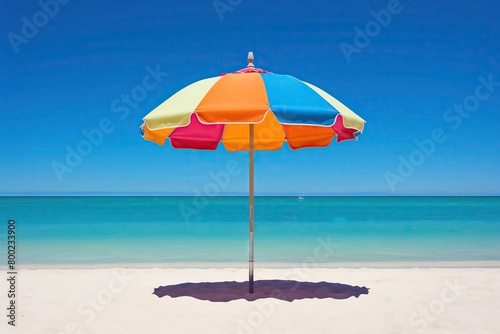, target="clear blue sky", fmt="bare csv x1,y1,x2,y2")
1,0,499,196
